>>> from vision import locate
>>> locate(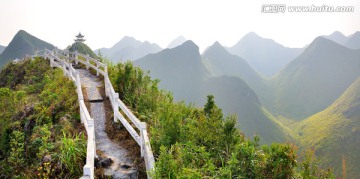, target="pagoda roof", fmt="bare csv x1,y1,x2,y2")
76,33,84,38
